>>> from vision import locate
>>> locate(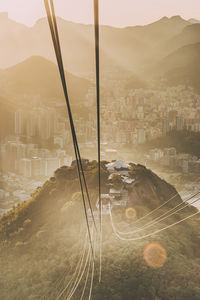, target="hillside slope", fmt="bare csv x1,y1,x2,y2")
0,161,200,299
153,43,200,91
164,23,200,54
0,56,92,104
